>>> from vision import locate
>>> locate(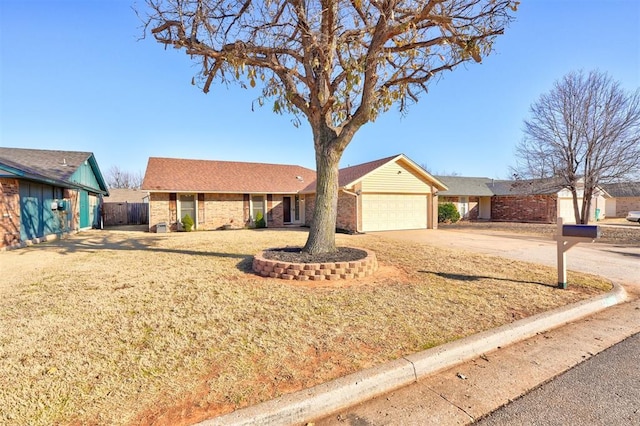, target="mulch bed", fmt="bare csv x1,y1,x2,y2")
261,246,367,264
